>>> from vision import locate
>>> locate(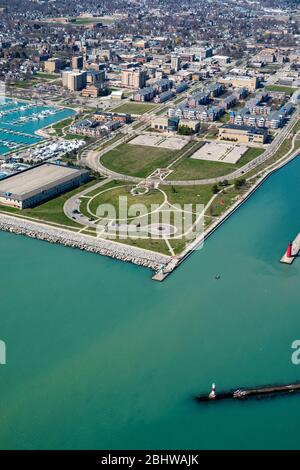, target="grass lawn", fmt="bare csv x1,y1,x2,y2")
85,184,165,219
101,143,181,178
80,180,124,219
52,118,74,130
163,184,214,207
119,234,200,256
79,180,179,255
51,118,74,136
110,236,172,256
167,146,265,181
154,108,166,116
0,179,99,229
219,113,231,123
79,180,213,255
207,183,252,217
9,80,38,89
64,134,86,140
35,72,59,80
112,102,158,115
75,16,114,25
265,85,295,96
237,147,265,166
